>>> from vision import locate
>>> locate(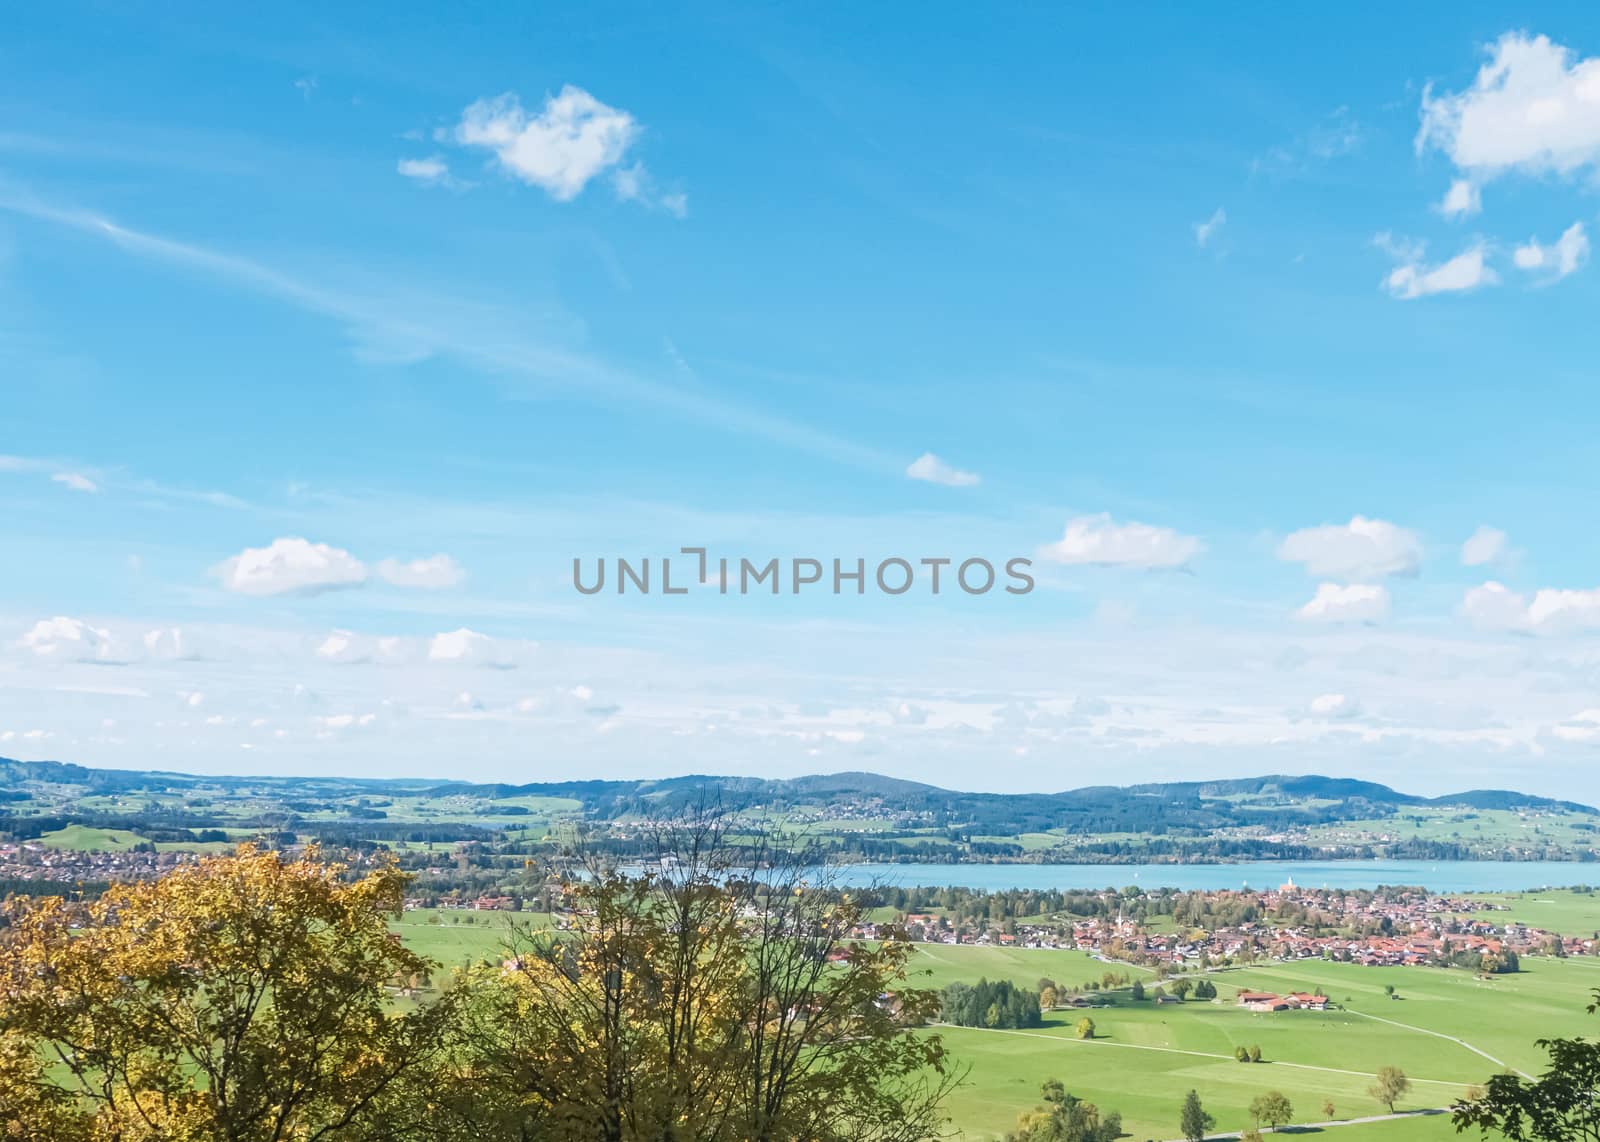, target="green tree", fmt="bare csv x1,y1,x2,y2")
1171,978,1193,1001
1249,1091,1293,1132
1130,979,1146,1001
1369,1065,1410,1113
1454,988,1600,1140
1235,1046,1250,1063
1180,1089,1214,1142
